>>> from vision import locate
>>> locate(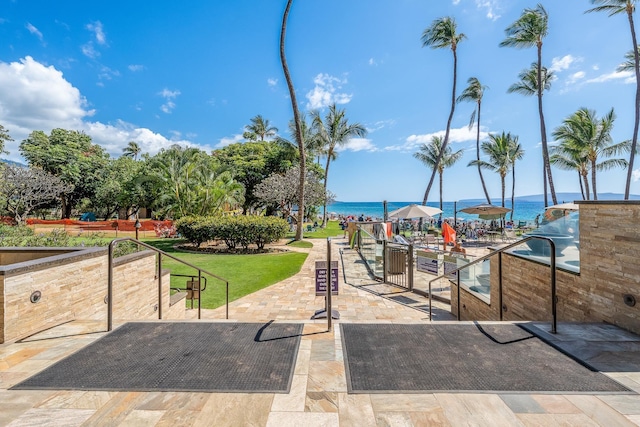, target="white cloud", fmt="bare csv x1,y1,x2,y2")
586,69,634,84
267,78,277,86
633,169,640,182
368,58,376,66
86,21,107,45
158,88,181,113
367,119,396,133
305,73,352,110
475,0,501,21
388,125,488,152
336,138,377,153
592,65,600,71
452,0,461,4
550,54,581,73
0,56,201,161
25,23,43,42
128,64,144,72
216,134,243,148
81,42,99,59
